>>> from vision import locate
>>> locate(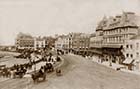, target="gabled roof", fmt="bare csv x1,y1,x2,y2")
96,12,140,30
96,16,107,30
